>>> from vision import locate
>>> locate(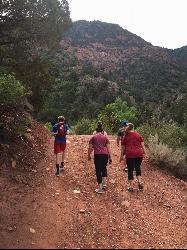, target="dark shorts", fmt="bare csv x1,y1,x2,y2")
126,157,143,180
54,141,66,154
